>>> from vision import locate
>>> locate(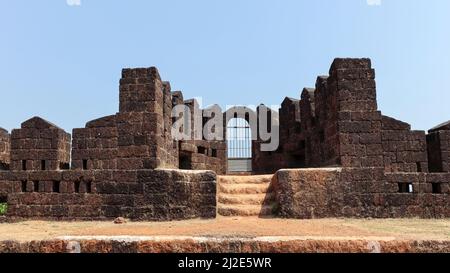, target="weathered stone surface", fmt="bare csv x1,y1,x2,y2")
275,168,450,218
9,117,71,172
274,168,343,218
1,169,216,221
1,237,450,253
